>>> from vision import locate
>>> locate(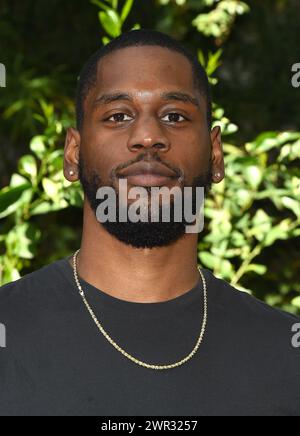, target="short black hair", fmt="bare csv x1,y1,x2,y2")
75,29,212,131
